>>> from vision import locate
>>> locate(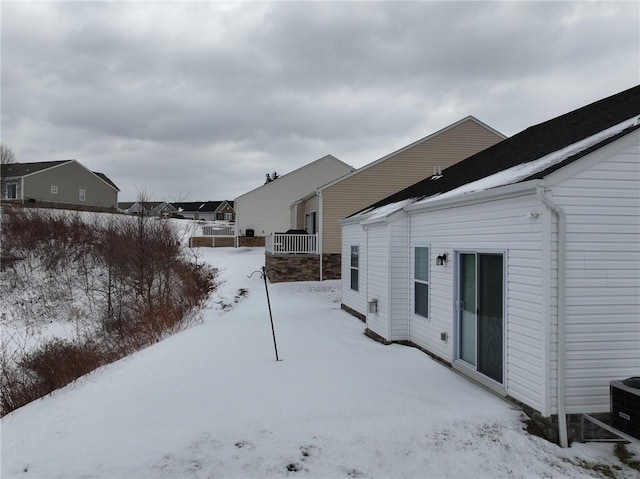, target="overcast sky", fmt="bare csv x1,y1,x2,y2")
2,1,639,202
